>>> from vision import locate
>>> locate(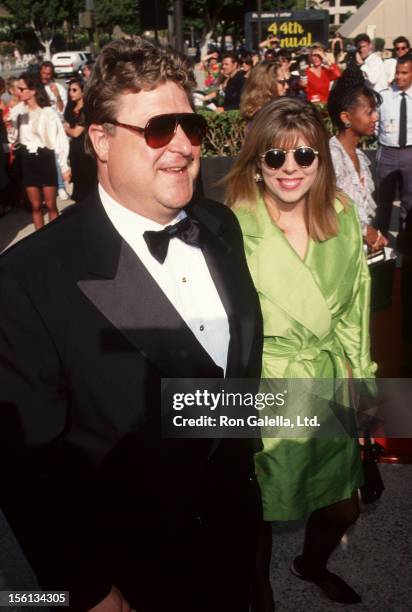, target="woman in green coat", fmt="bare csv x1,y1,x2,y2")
226,98,376,611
